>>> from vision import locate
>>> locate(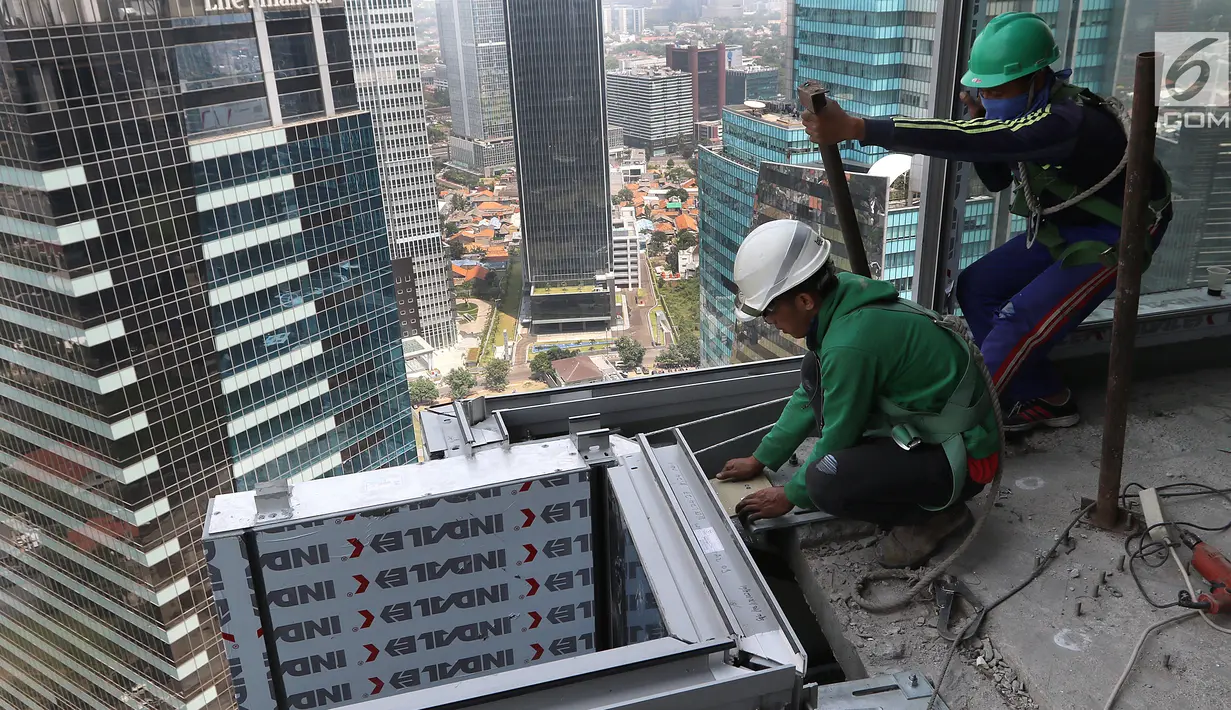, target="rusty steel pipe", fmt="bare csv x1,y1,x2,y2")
817,144,873,278
1093,52,1161,530
801,82,873,278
